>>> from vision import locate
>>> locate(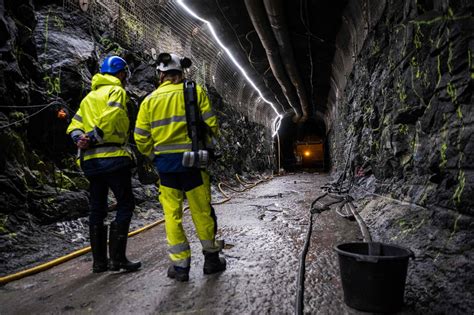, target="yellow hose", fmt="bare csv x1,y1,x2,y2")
236,174,253,188
0,218,165,285
0,173,272,285
0,246,92,284
219,181,246,193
